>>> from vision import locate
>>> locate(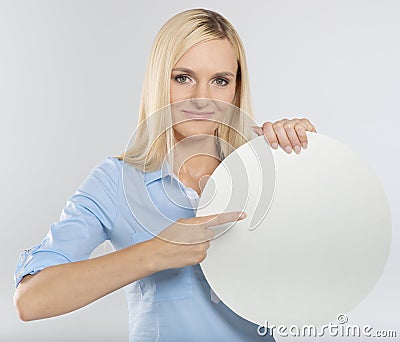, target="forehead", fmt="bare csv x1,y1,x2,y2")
174,39,237,73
